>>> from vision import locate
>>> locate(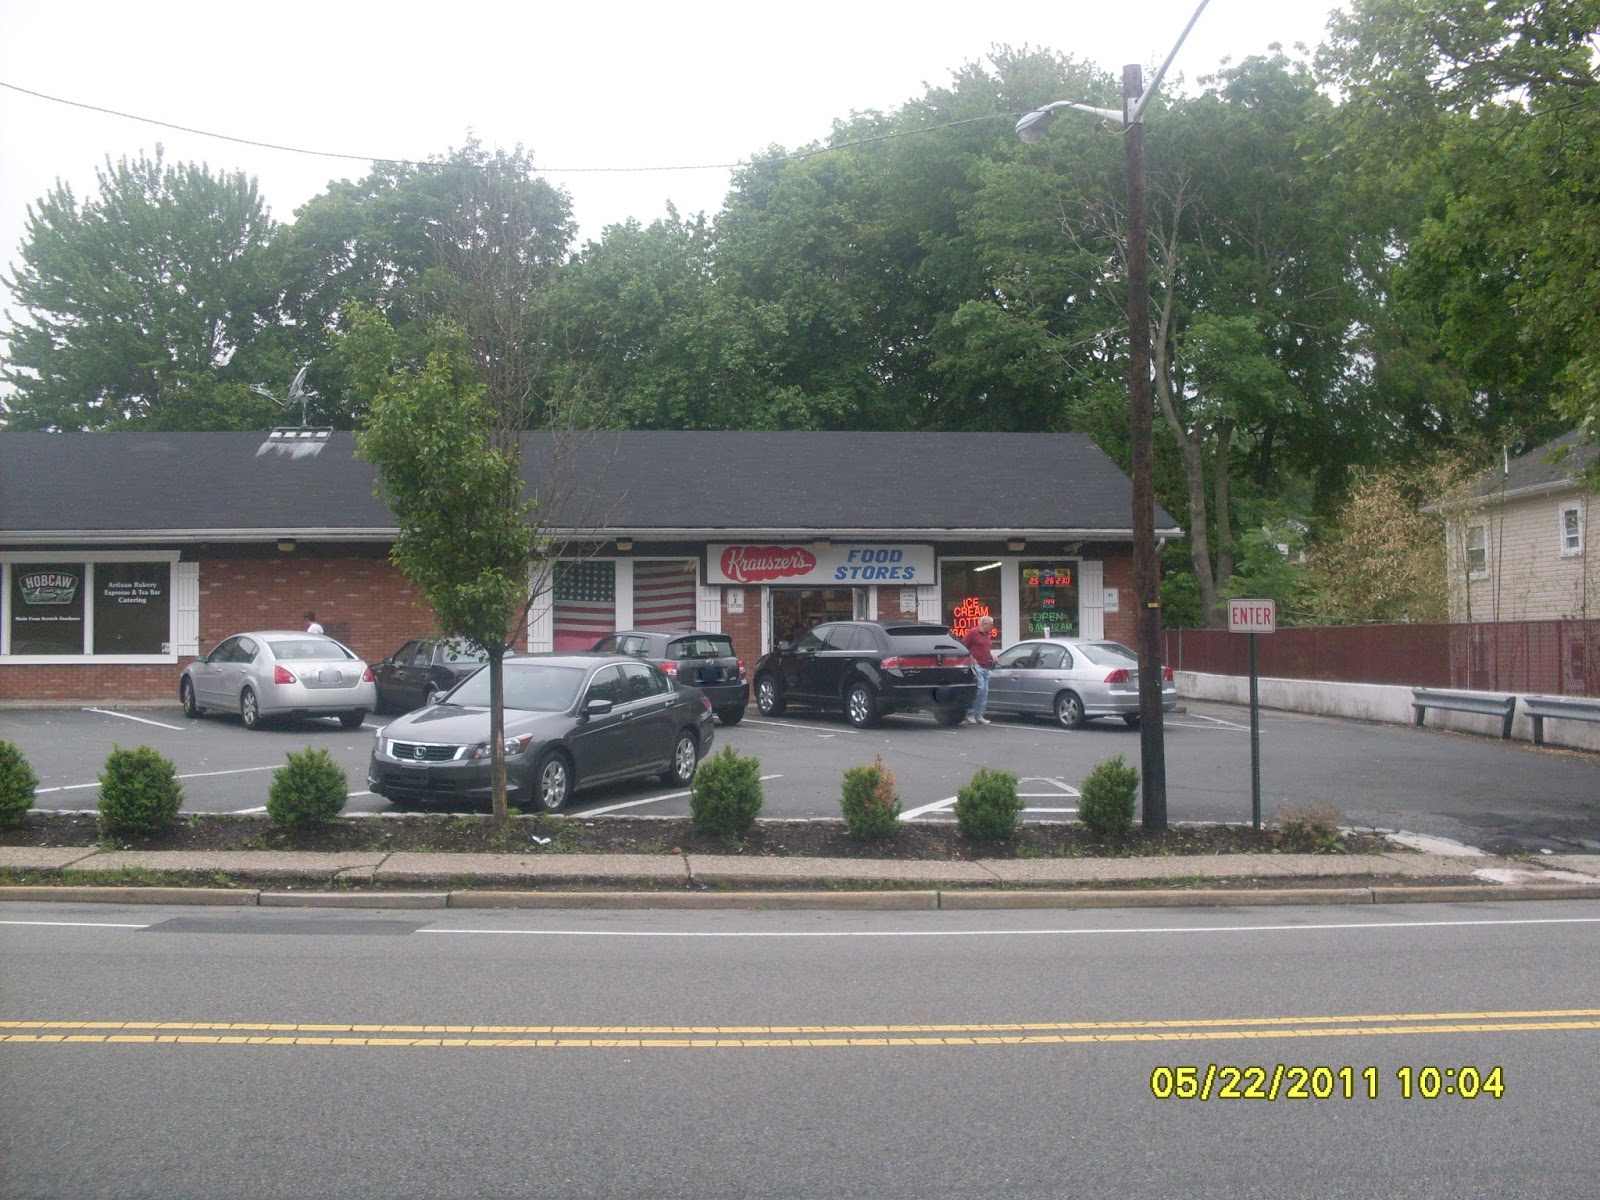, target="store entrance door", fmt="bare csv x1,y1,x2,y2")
770,588,859,646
